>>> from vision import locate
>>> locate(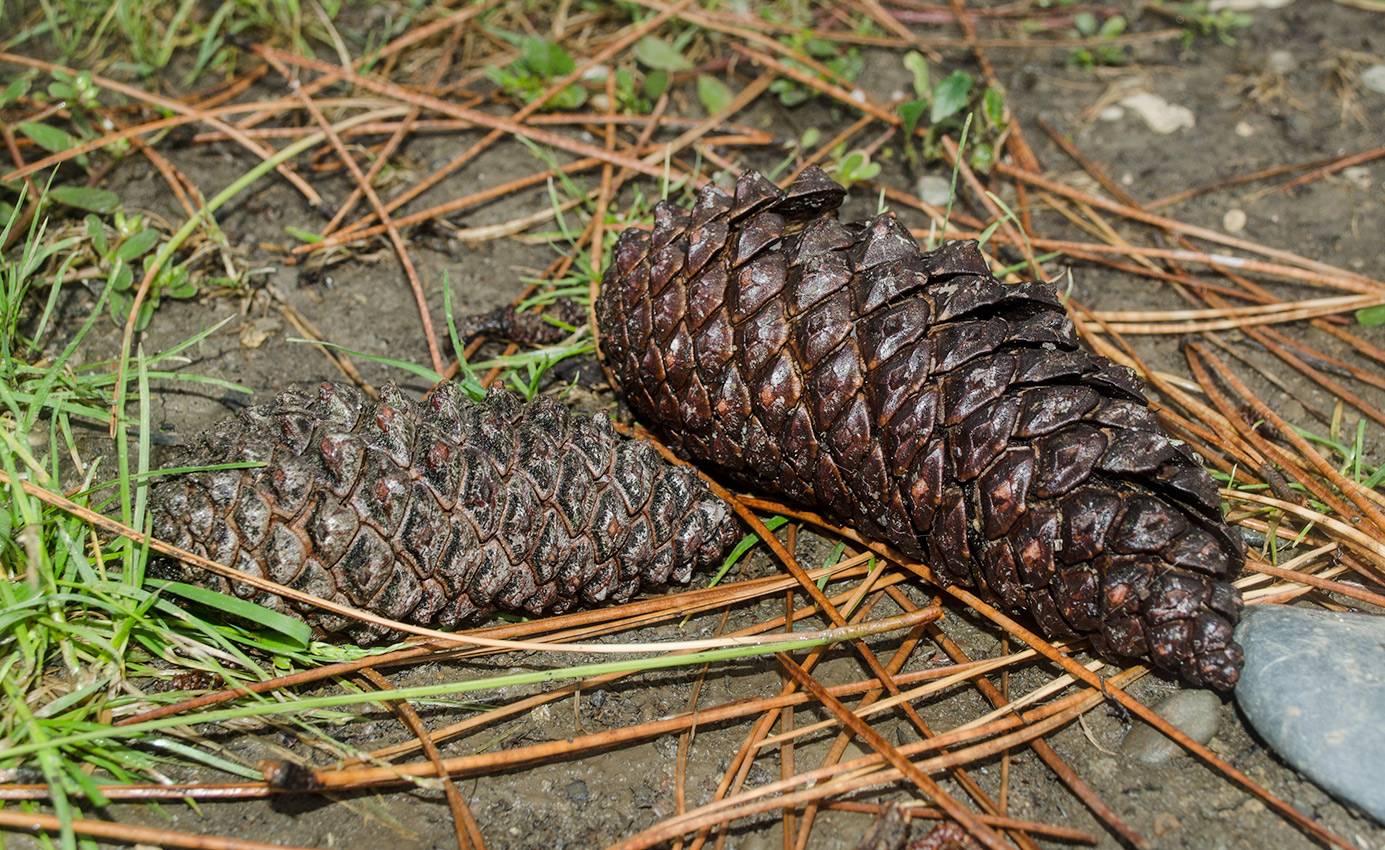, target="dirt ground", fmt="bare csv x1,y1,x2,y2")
10,1,1385,848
